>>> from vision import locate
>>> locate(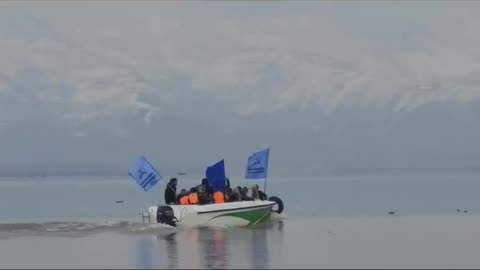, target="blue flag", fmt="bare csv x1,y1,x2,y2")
206,159,226,193
128,156,162,192
246,148,269,180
